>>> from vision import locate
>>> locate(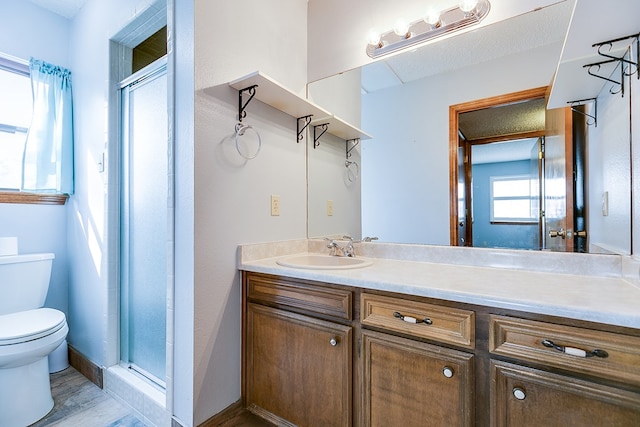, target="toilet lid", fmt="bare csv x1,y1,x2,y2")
0,308,67,345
